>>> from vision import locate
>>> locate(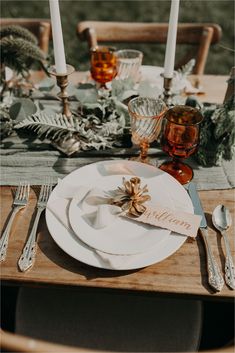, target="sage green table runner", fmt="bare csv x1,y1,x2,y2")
1,77,234,190
1,133,234,190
